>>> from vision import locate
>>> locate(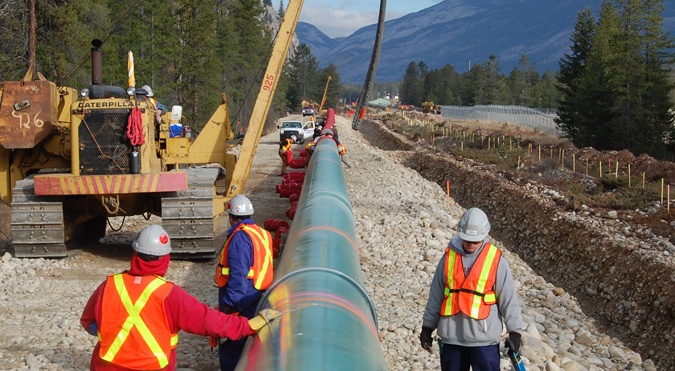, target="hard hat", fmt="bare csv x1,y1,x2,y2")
457,207,490,242
290,135,297,142
321,128,333,136
132,224,172,256
141,84,154,97
227,194,254,216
